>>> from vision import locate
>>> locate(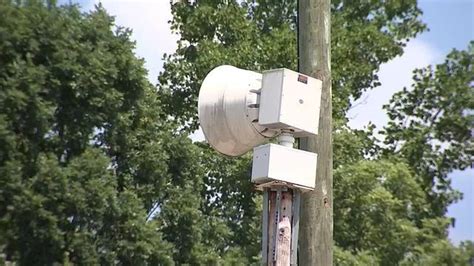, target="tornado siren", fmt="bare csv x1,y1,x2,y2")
197,65,322,190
